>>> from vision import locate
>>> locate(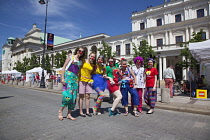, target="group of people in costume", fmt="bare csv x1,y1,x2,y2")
58,47,158,120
